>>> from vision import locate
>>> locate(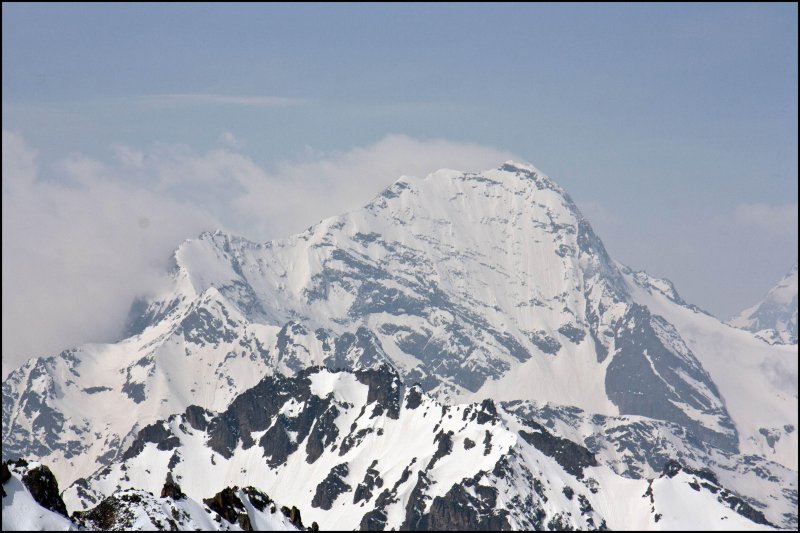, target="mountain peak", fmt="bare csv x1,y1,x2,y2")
729,261,798,344
499,159,541,174
4,153,798,531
